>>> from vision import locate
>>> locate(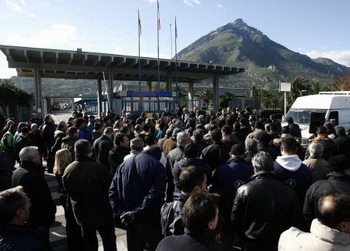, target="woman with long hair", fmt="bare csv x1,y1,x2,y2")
54,148,83,250
54,148,72,192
